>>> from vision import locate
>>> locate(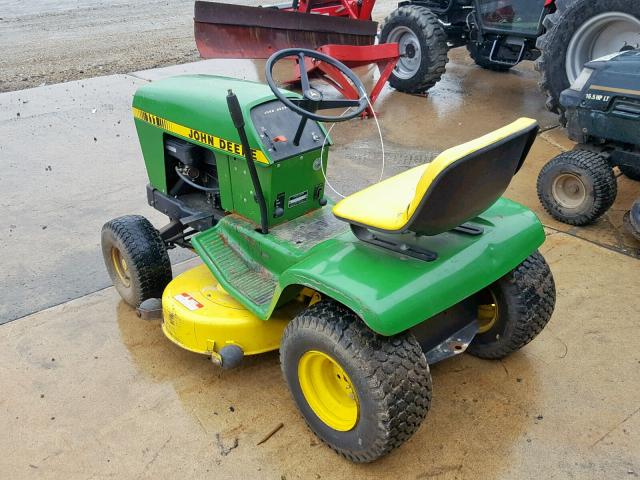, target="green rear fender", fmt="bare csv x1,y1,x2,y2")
275,199,546,336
